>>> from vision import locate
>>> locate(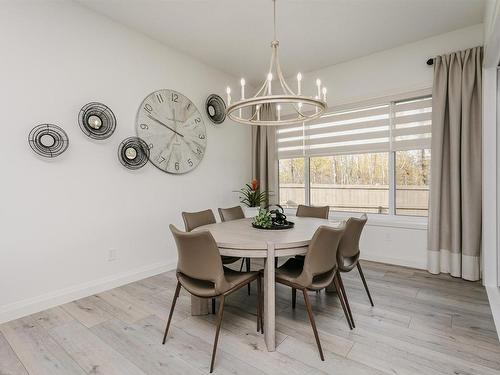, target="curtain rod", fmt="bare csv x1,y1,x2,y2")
426,58,433,66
